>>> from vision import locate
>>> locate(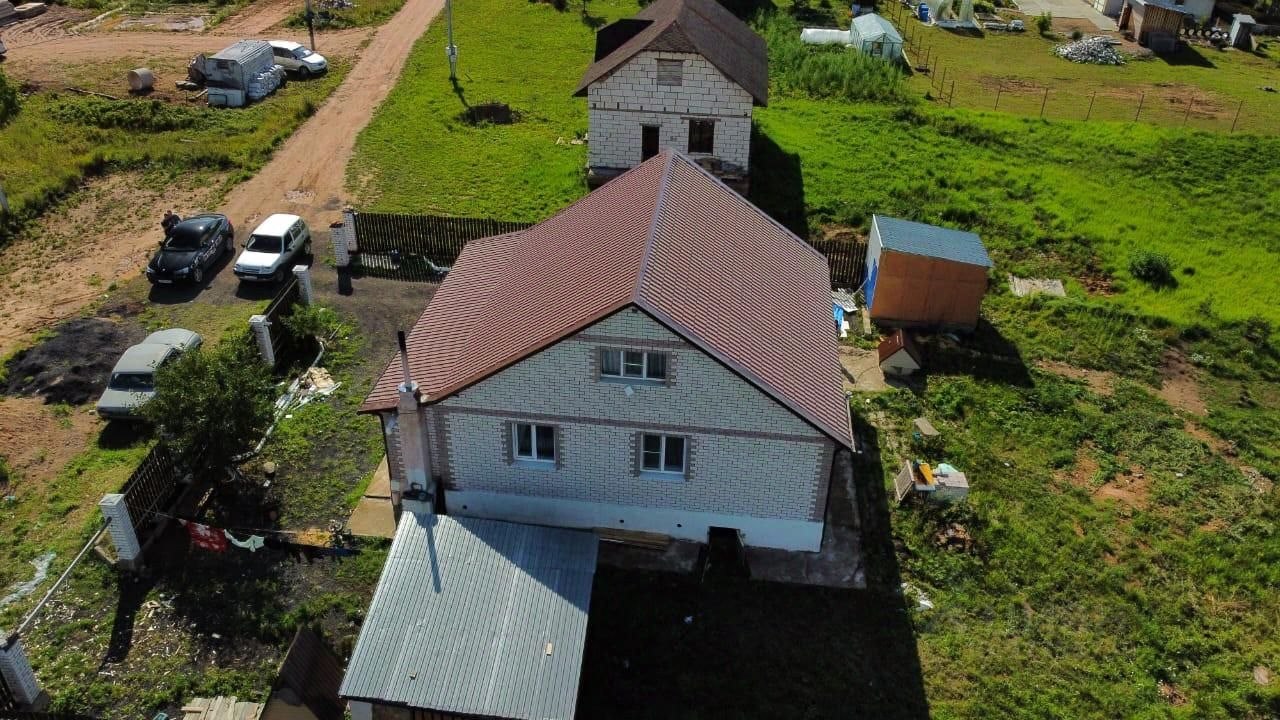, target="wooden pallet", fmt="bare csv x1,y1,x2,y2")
181,696,264,720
